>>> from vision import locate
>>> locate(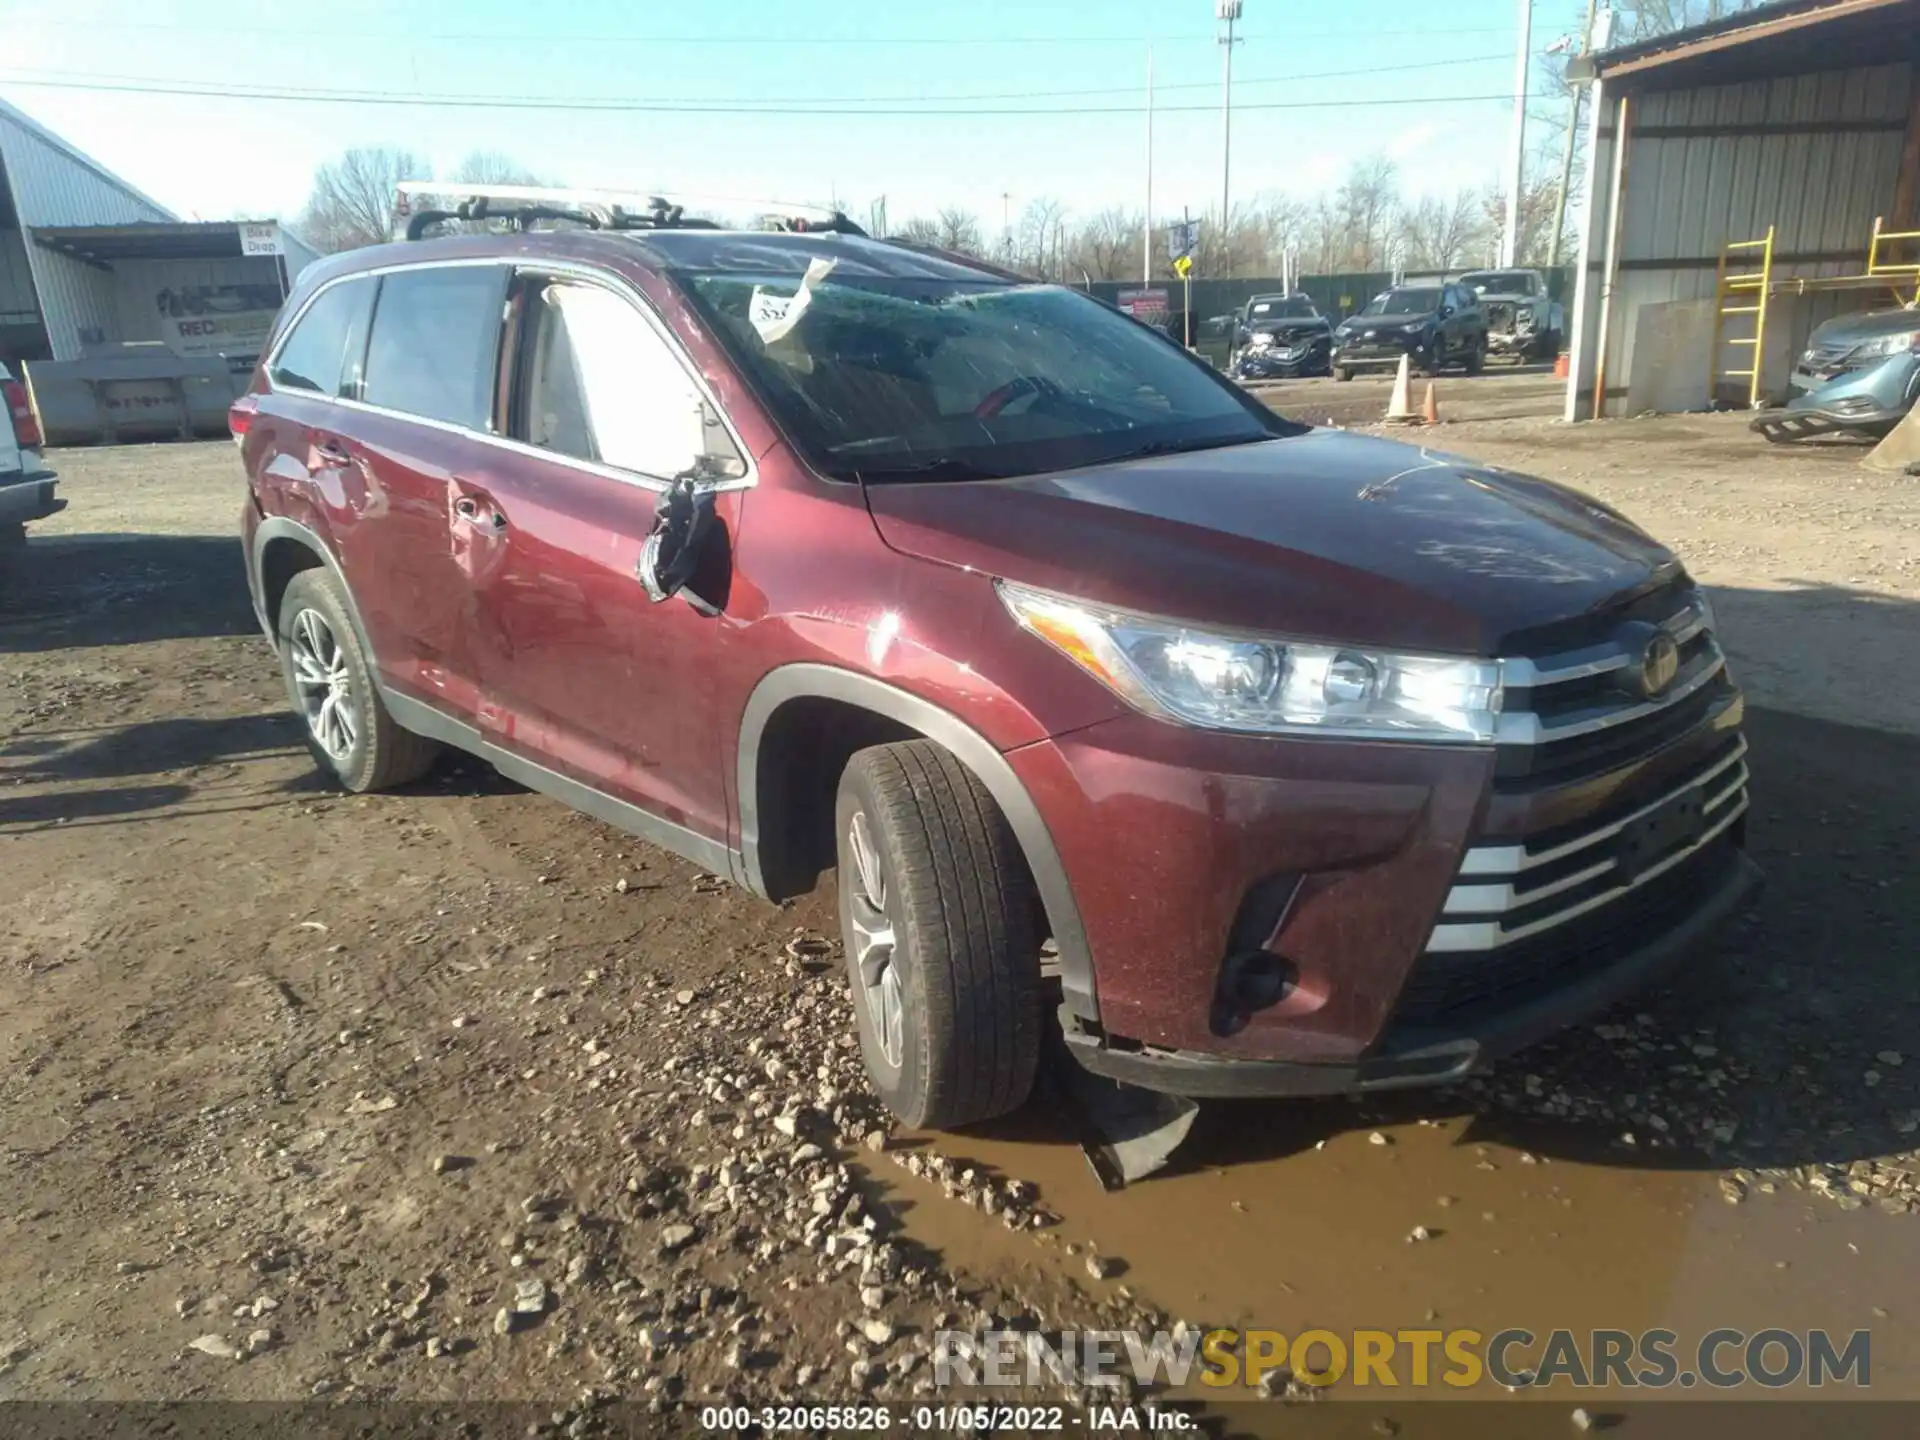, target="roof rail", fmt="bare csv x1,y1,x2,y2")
390,182,866,242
